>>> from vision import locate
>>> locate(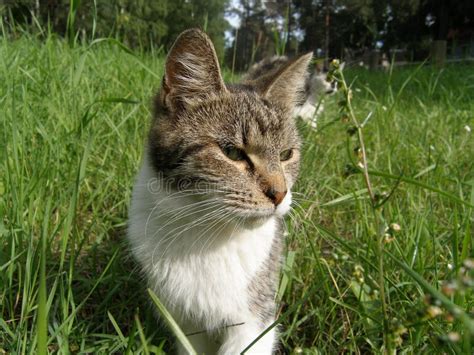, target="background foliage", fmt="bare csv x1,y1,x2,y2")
2,0,474,69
